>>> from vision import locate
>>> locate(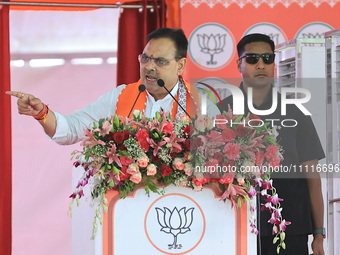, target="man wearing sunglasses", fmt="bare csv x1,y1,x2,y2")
218,33,325,255
7,27,219,143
